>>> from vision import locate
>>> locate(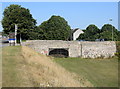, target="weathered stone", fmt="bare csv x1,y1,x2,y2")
22,40,116,58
